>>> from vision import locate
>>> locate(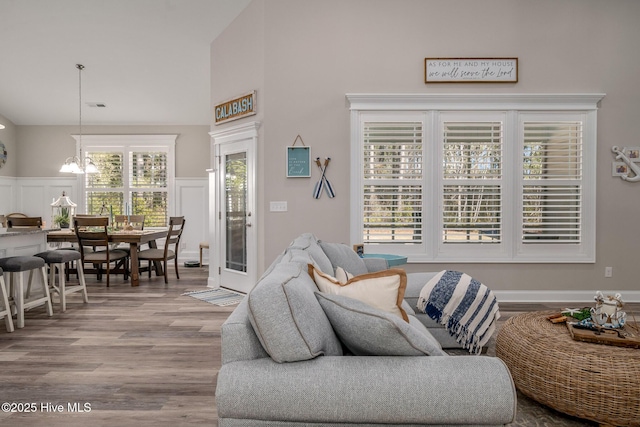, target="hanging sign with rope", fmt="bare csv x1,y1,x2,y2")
286,135,311,178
